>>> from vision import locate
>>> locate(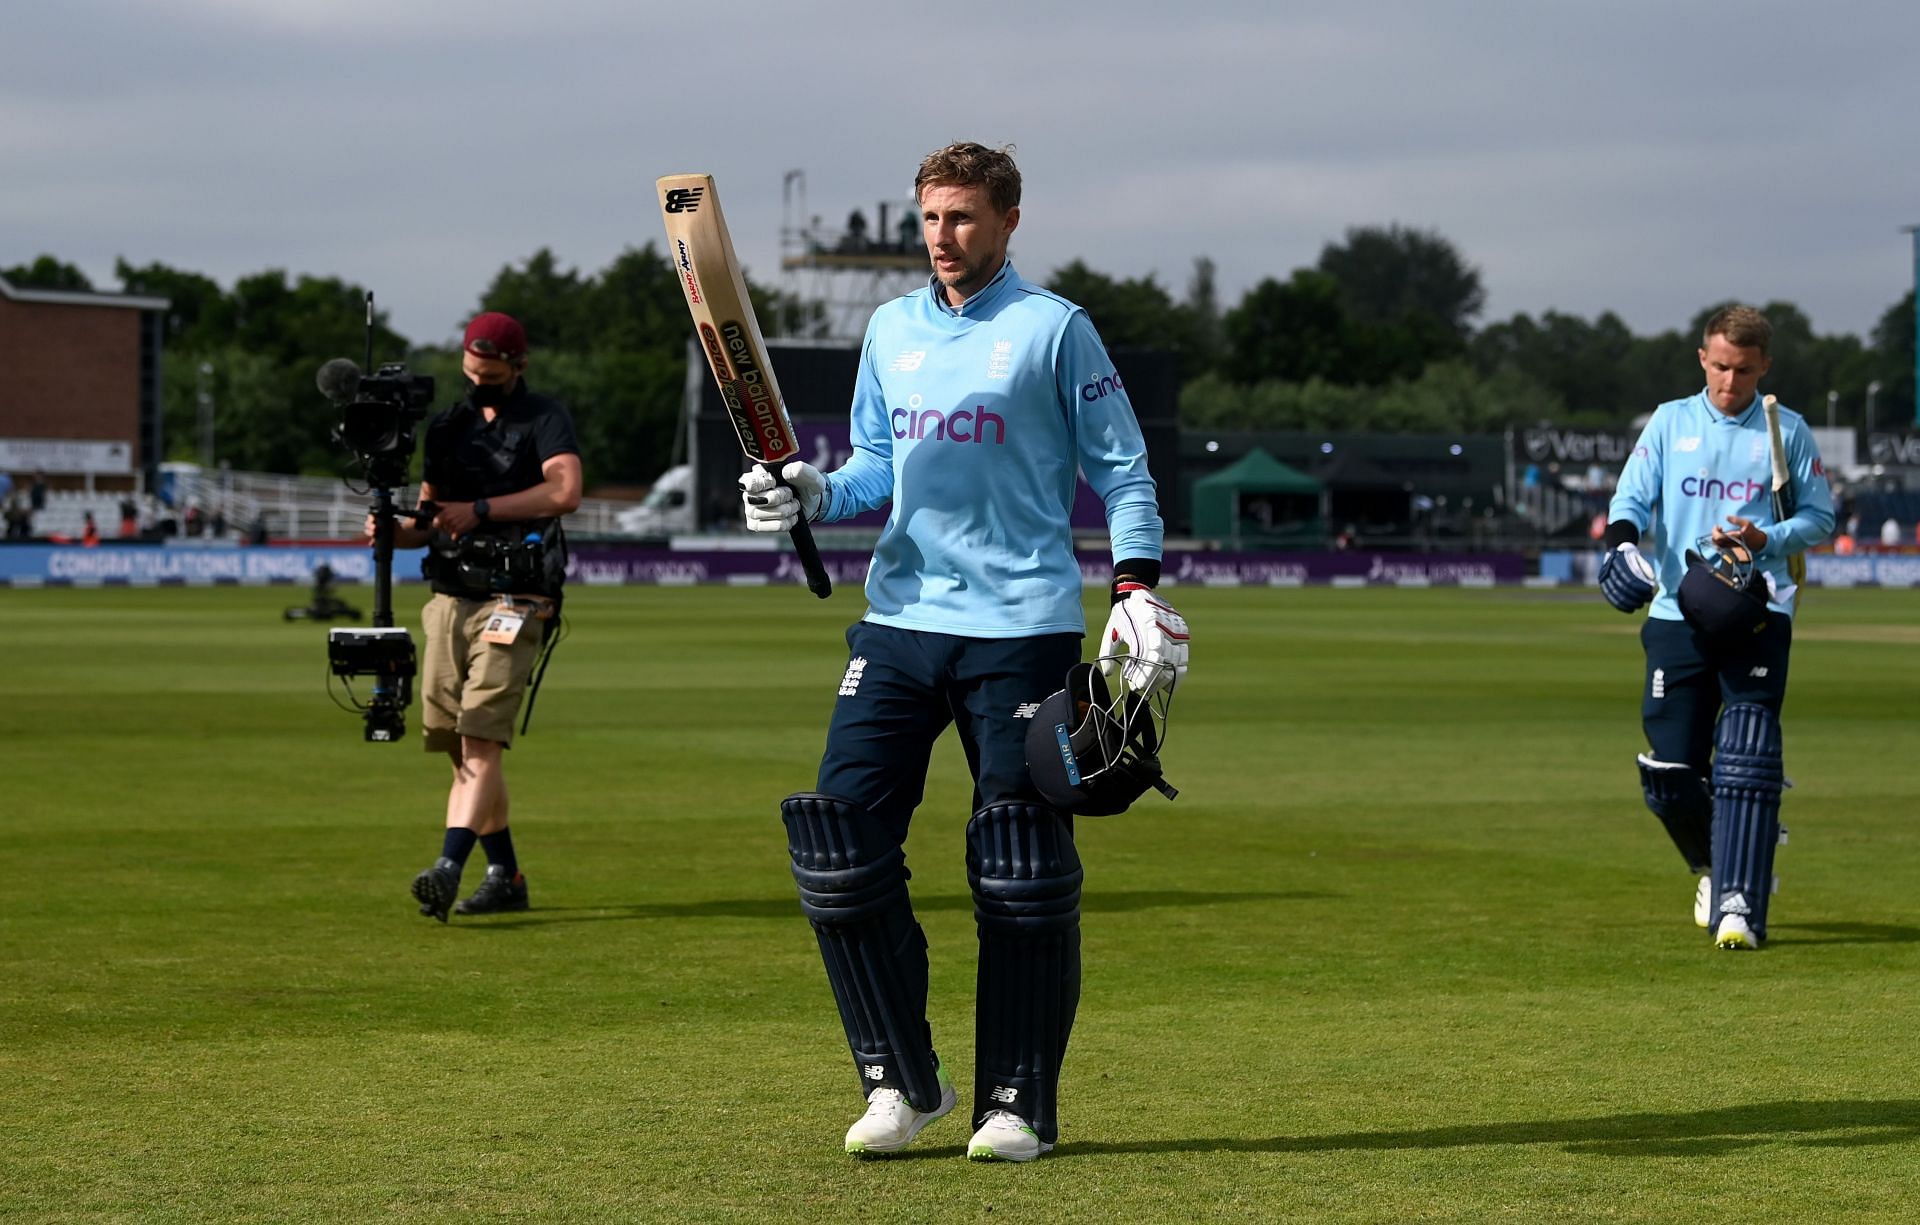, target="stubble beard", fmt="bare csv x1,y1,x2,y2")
934,252,1000,303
